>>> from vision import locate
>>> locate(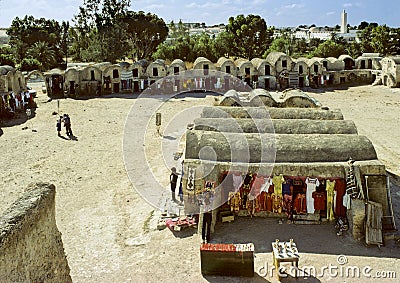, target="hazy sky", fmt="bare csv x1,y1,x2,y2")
0,0,398,28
